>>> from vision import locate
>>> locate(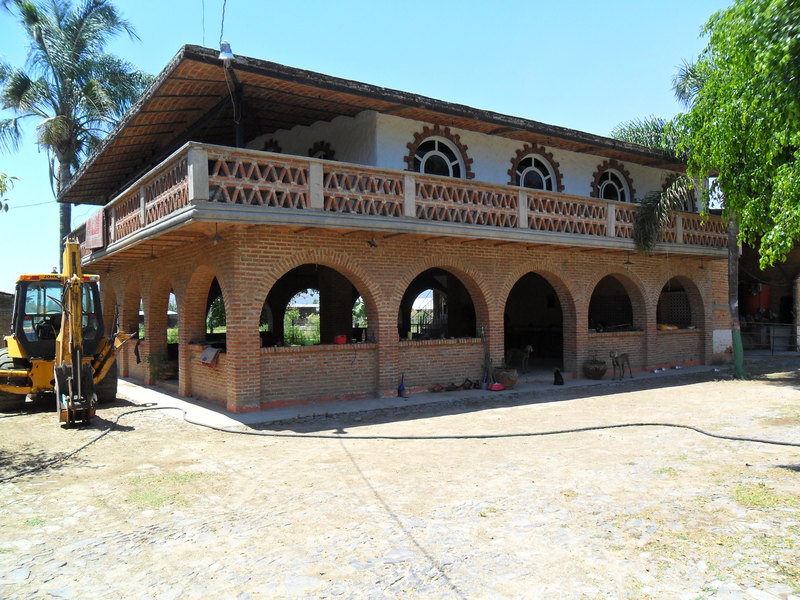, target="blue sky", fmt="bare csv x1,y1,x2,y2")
0,0,728,292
